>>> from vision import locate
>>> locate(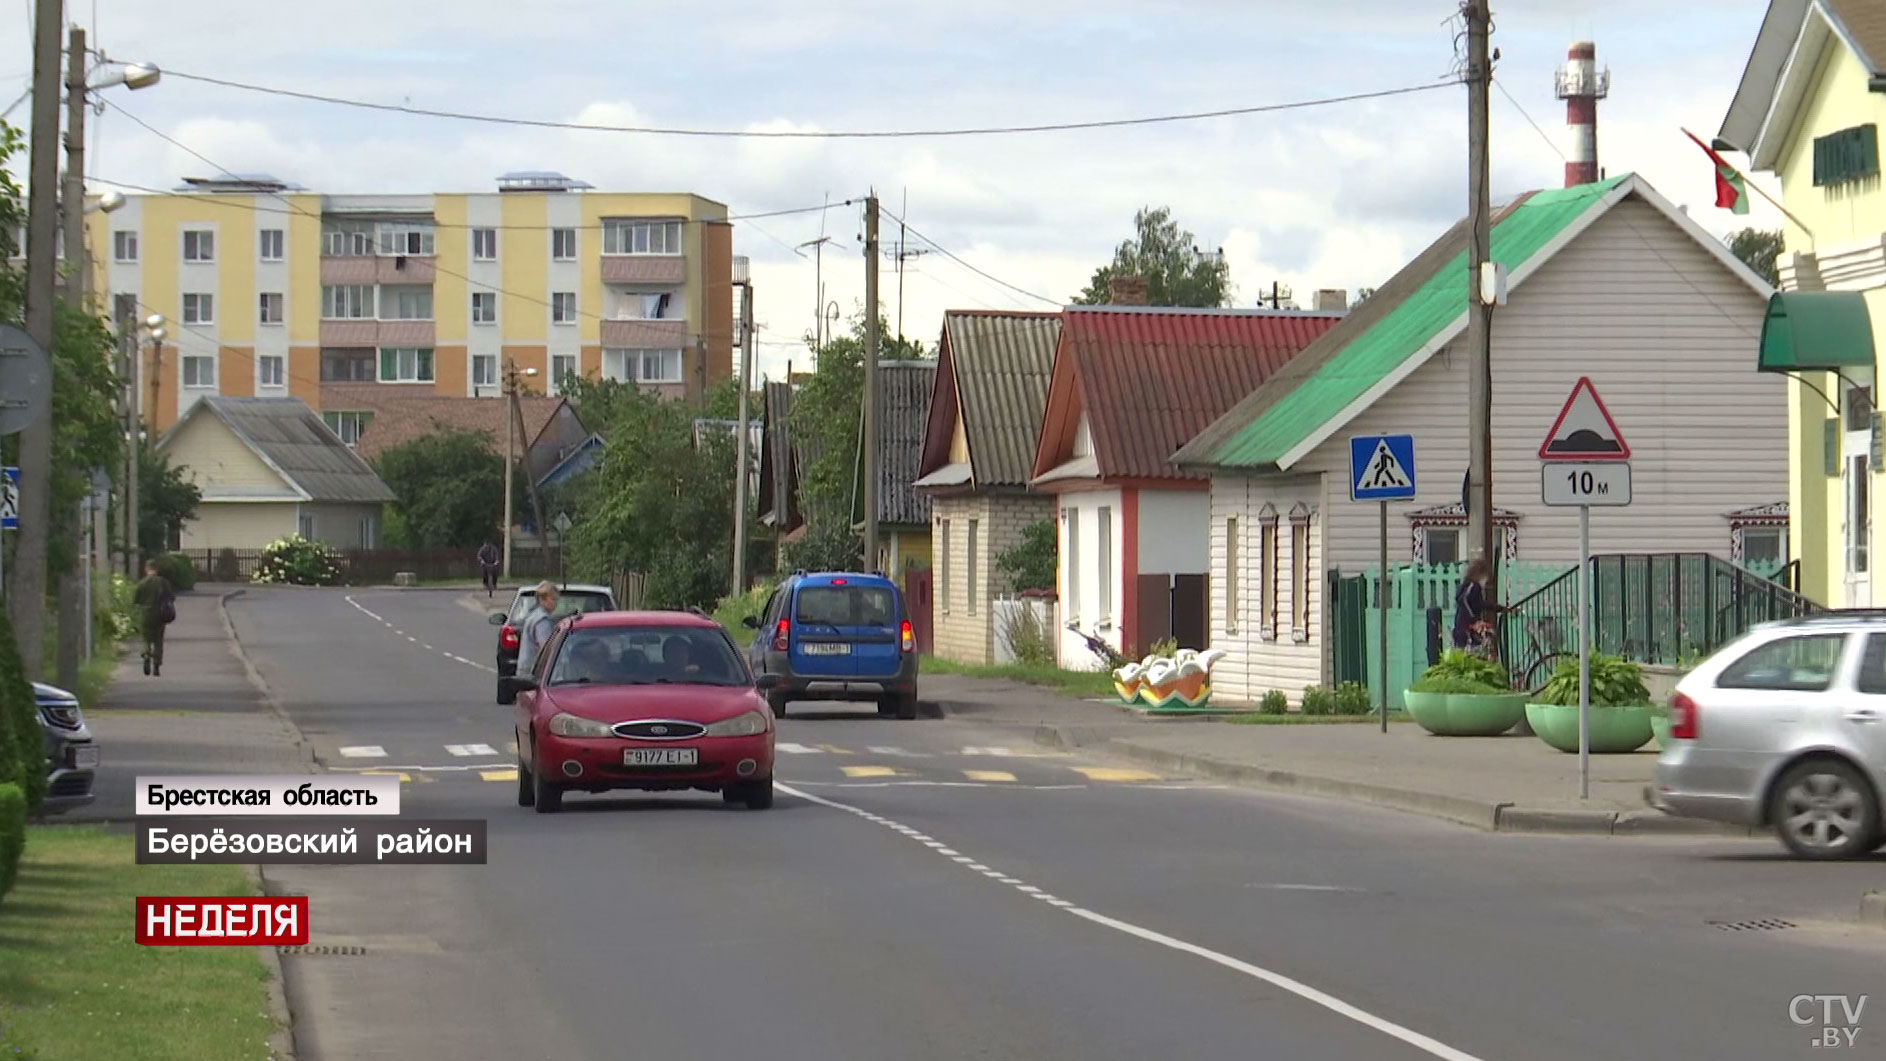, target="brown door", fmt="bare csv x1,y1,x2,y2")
1135,573,1171,658
904,567,935,654
1172,574,1208,650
